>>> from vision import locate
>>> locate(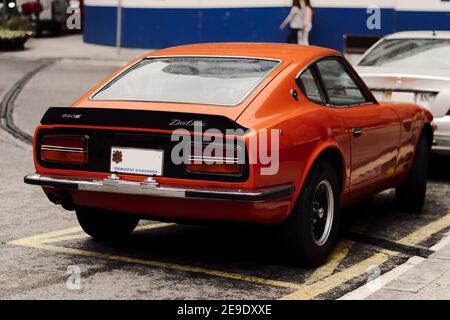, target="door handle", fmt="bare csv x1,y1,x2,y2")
352,127,363,137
